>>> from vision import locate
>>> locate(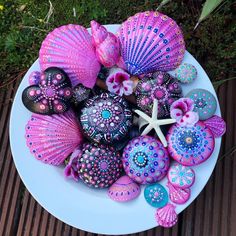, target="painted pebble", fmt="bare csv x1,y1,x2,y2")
167,164,195,189
167,121,215,166
122,135,170,184
175,63,197,84
186,88,217,120
72,84,91,105
144,183,168,208
80,93,132,144
22,67,73,115
108,175,141,202
79,143,123,188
